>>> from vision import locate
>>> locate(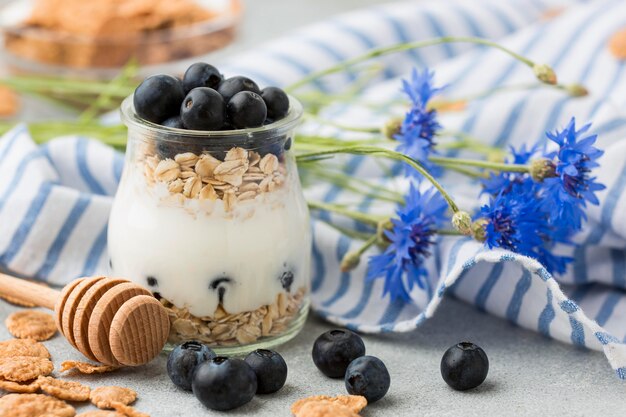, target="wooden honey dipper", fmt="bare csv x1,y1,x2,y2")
0,273,170,367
